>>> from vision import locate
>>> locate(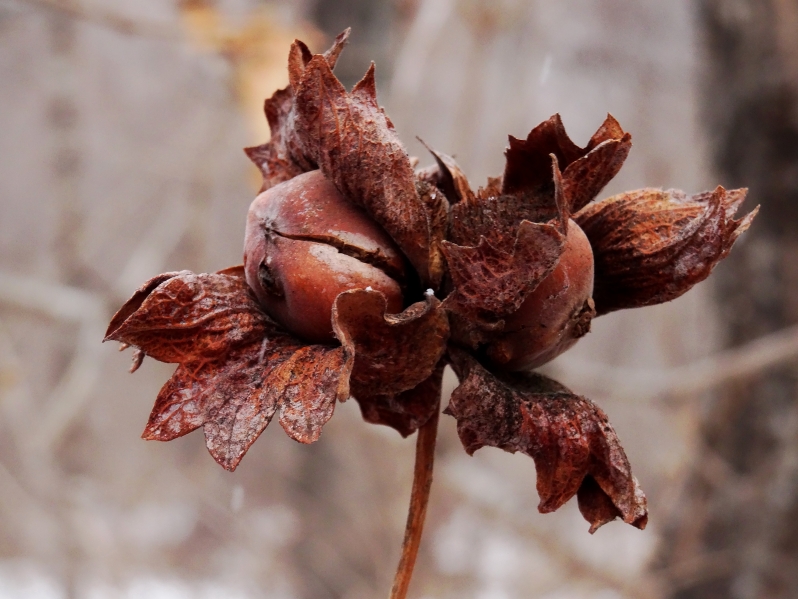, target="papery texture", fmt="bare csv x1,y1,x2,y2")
332,289,449,398
416,143,475,206
442,146,574,343
502,113,631,218
291,56,441,286
445,114,627,250
575,186,758,315
243,86,306,191
106,271,191,340
354,361,445,437
107,270,350,471
244,30,350,191
105,272,268,363
442,219,565,325
448,152,566,248
445,349,647,532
